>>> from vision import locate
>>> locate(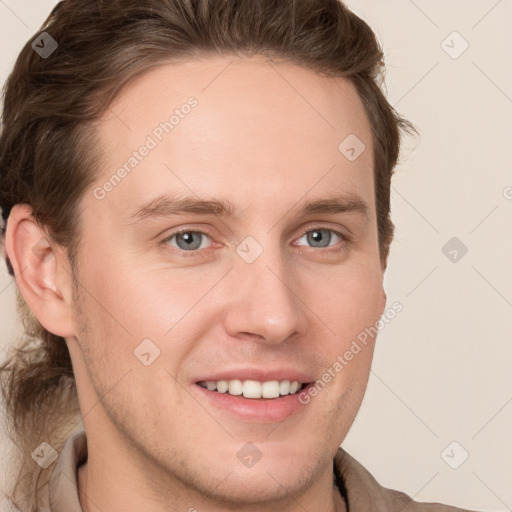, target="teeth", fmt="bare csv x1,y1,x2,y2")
228,379,243,395
243,380,262,398
289,381,300,394
279,380,290,395
198,379,304,399
216,380,228,393
261,380,280,399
